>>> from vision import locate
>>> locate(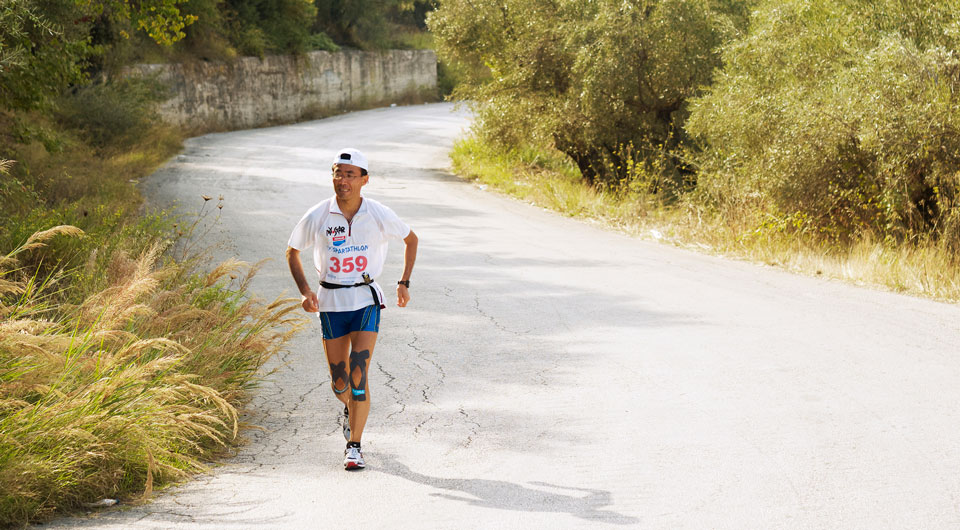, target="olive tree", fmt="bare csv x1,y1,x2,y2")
687,0,960,243
430,0,752,190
